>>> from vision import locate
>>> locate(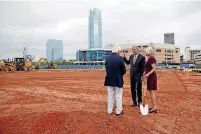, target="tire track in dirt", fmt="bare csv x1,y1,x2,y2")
170,71,201,134
172,71,188,92
175,71,201,92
